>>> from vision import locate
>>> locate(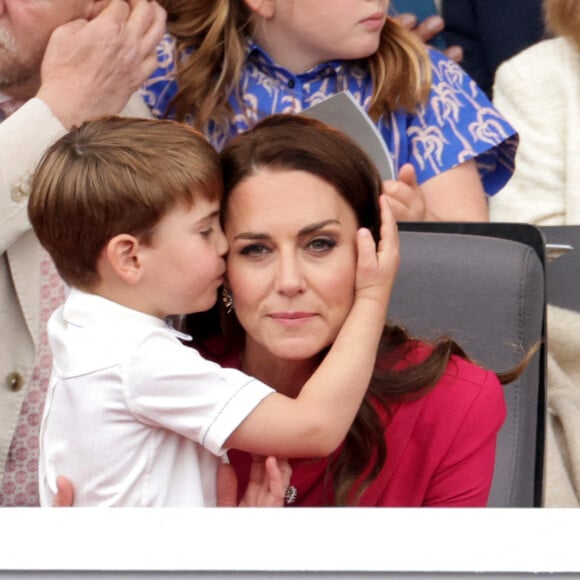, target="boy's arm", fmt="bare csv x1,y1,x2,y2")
226,195,399,457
